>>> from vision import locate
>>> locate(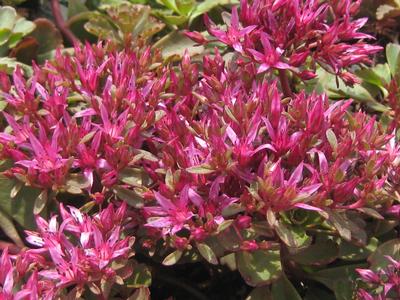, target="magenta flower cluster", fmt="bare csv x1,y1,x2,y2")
196,0,382,86
0,0,398,298
0,202,132,298
356,257,400,300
